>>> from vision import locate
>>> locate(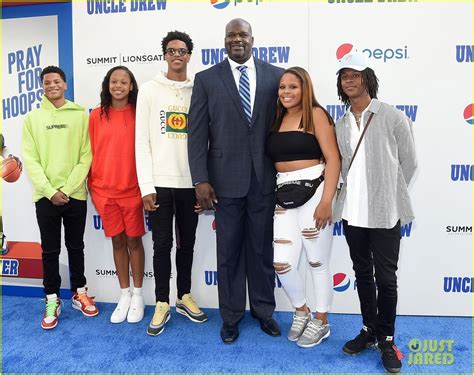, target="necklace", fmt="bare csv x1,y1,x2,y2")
351,111,363,127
